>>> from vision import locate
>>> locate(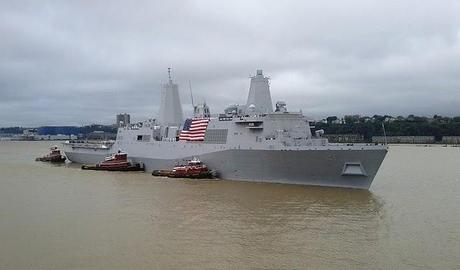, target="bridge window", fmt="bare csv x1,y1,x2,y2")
137,135,151,142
